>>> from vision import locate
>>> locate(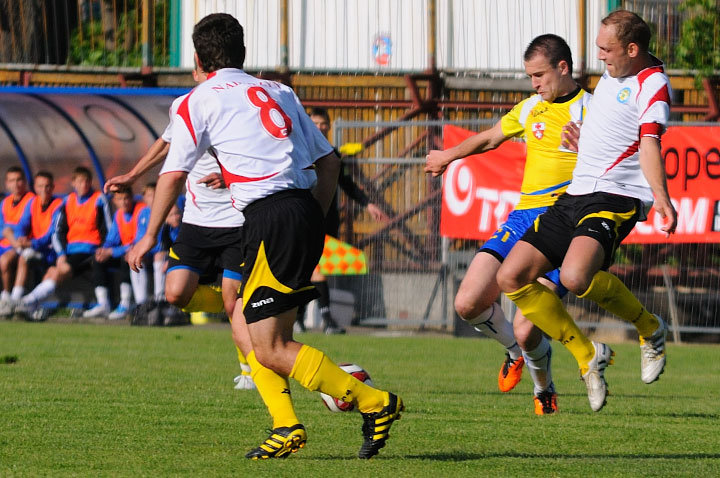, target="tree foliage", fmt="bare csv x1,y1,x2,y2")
673,0,720,76
68,0,169,67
